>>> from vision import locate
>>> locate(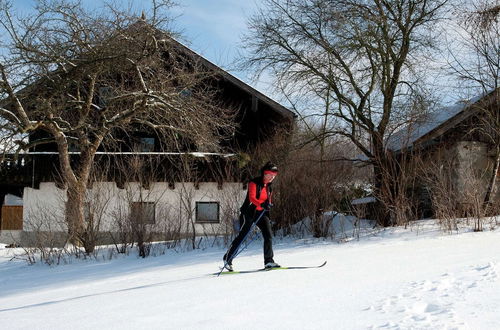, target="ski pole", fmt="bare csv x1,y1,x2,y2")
228,209,267,260
218,210,266,276
230,217,263,260
218,210,265,275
